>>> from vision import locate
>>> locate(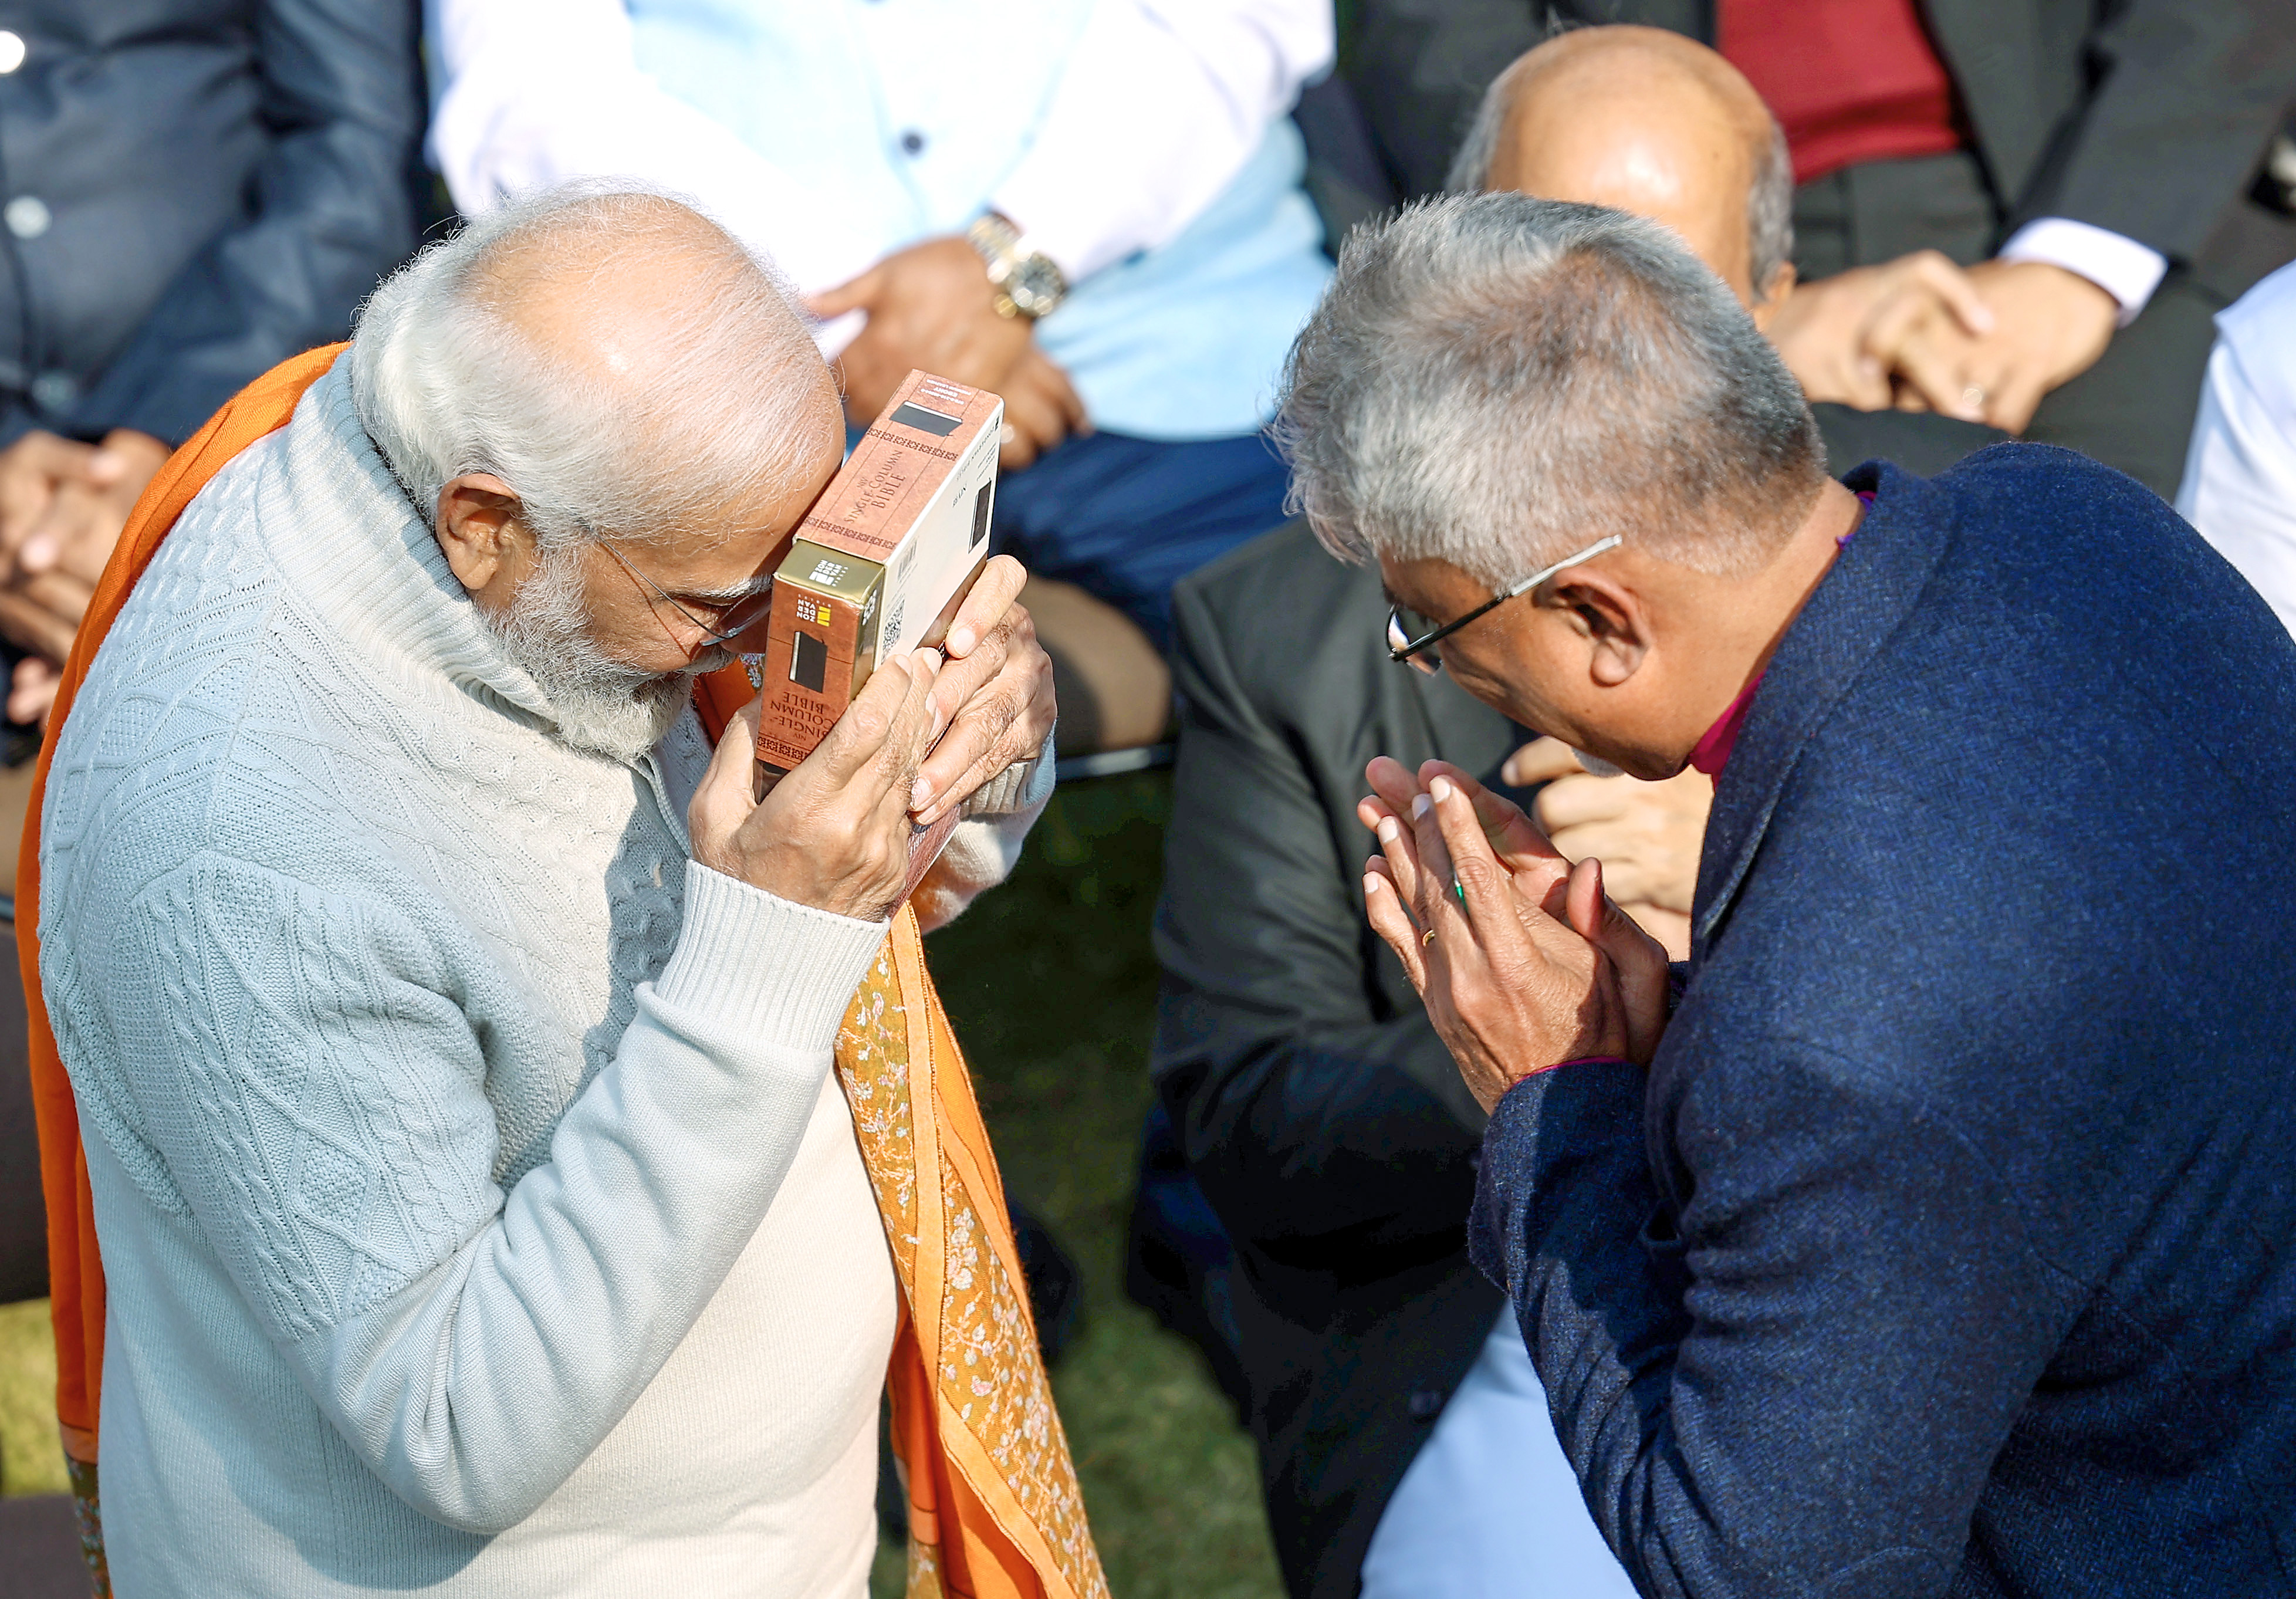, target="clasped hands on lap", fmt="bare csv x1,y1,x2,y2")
0,425,171,724
1358,754,1672,1114
1769,252,2118,431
